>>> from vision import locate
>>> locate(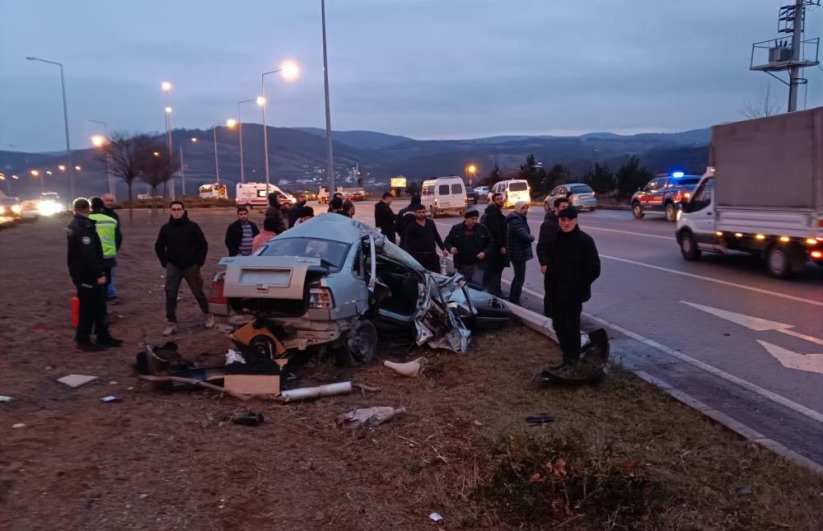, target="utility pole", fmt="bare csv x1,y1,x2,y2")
788,0,805,112
321,0,336,193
